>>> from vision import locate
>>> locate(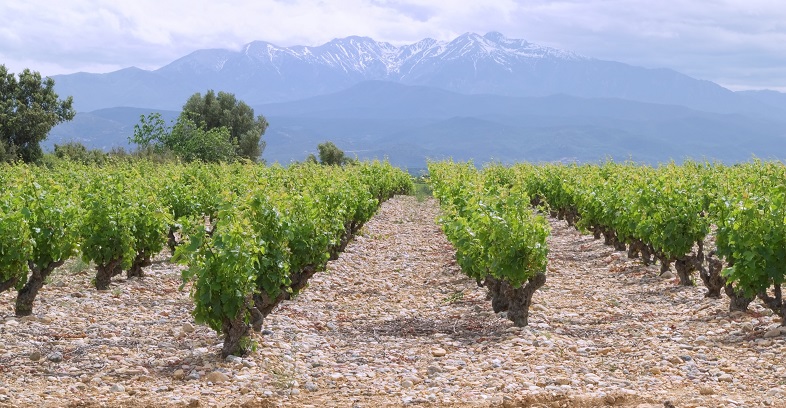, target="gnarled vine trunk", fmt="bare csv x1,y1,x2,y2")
656,253,671,275
484,276,509,313
127,252,152,278
601,226,615,246
563,208,578,227
590,225,602,240
724,283,753,312
95,258,123,290
673,258,695,286
626,239,654,265
484,273,547,327
699,253,725,298
15,260,64,316
250,265,318,332
167,227,179,253
758,285,786,326
221,297,253,358
504,272,547,327
627,239,640,259
599,227,626,251
329,222,358,261
642,243,654,265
